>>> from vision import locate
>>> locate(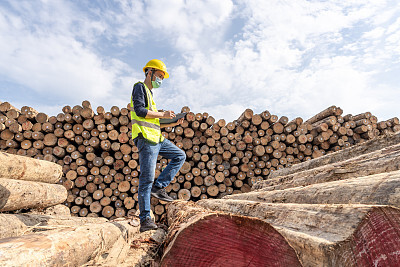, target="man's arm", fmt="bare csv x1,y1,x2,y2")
132,83,176,119
132,83,149,118
146,110,175,119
